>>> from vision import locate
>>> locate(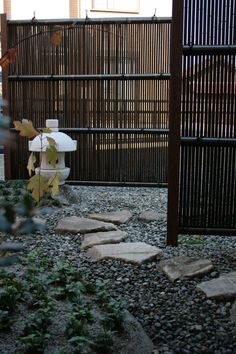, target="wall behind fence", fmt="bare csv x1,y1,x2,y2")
4,17,171,184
